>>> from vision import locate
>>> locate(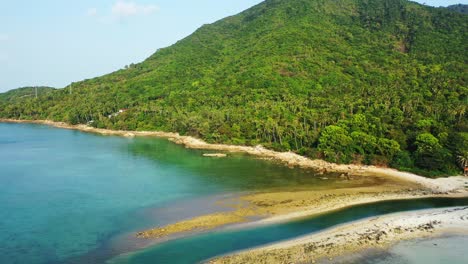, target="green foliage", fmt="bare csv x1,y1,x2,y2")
351,131,377,155
376,138,400,159
416,119,434,131
0,0,466,176
0,87,55,102
415,133,442,155
318,125,353,163
414,133,451,172
391,151,414,168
